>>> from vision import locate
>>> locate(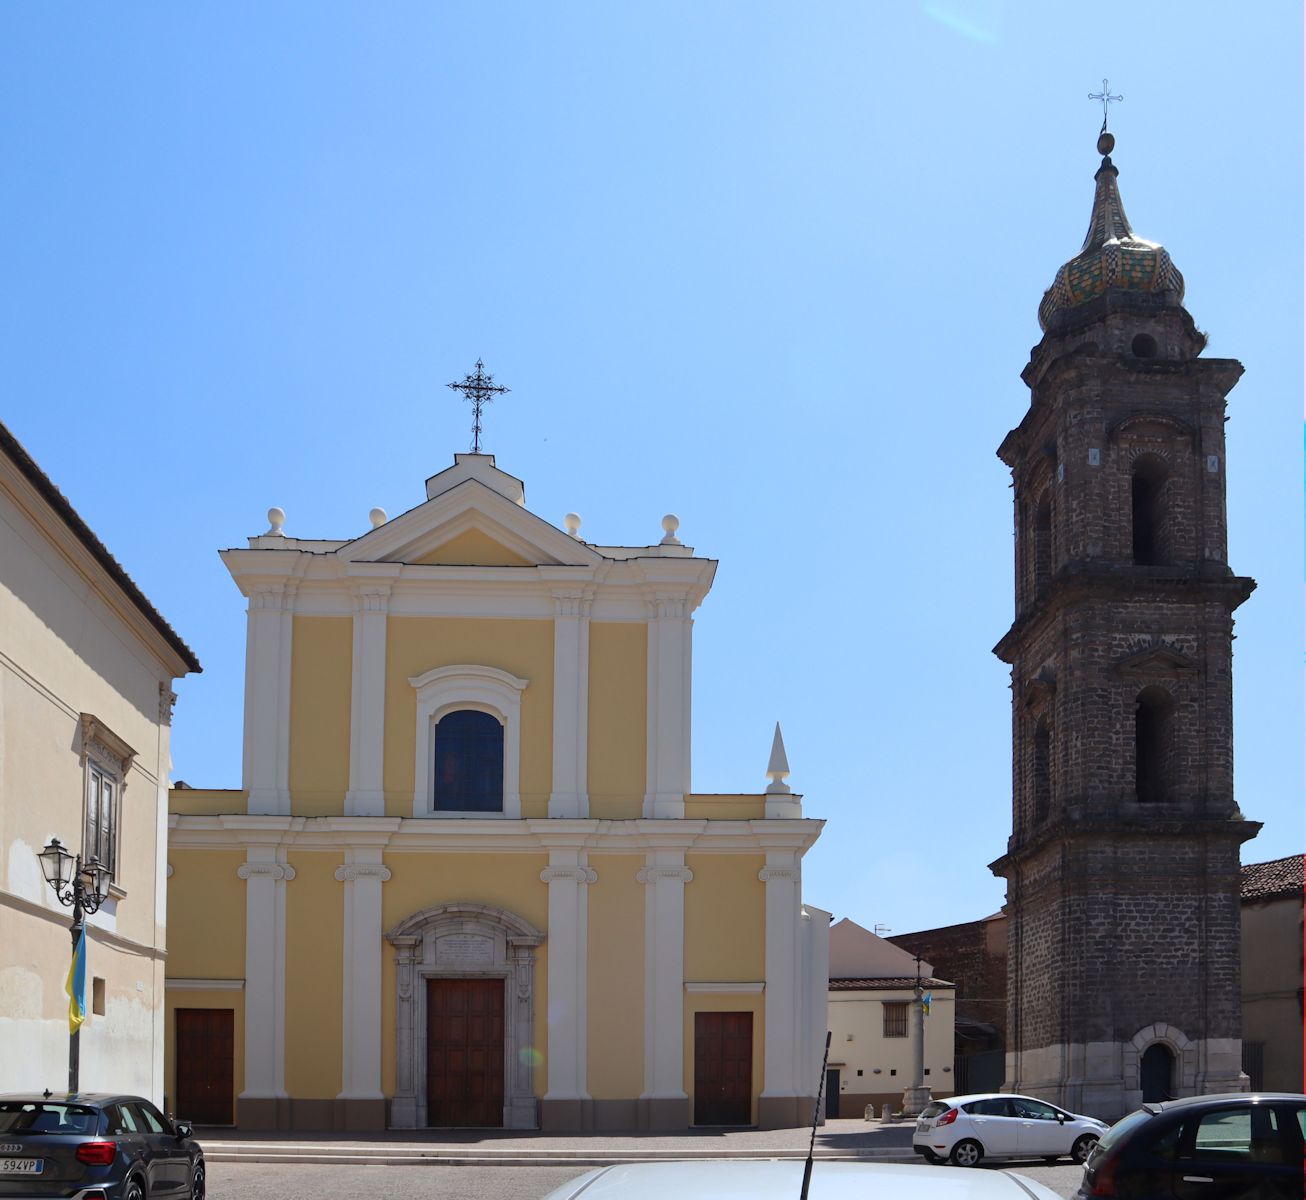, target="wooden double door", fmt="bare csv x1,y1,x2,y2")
693,1011,753,1126
174,1008,234,1125
427,978,505,1127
